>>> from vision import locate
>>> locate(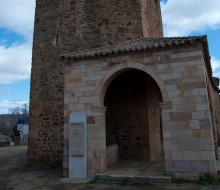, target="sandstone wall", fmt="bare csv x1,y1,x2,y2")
64,43,217,178
206,76,220,150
